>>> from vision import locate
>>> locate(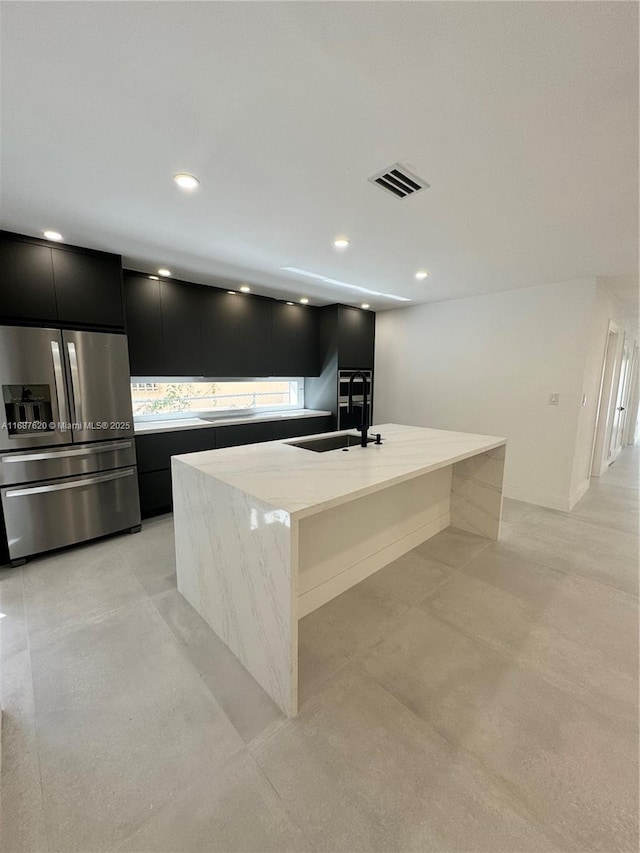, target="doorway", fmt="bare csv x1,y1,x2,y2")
590,322,621,477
